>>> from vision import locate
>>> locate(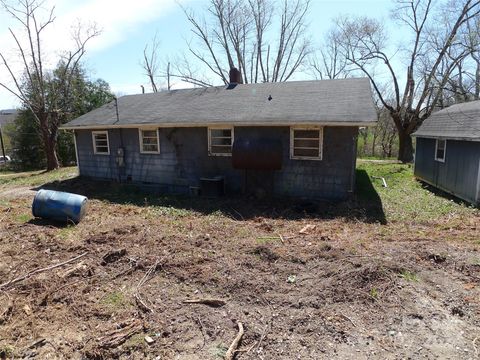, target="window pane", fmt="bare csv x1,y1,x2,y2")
143,137,158,145
142,130,157,138
212,137,232,146
294,148,319,157
294,139,319,148
211,145,231,154
294,130,319,139
143,144,158,152
211,129,231,138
